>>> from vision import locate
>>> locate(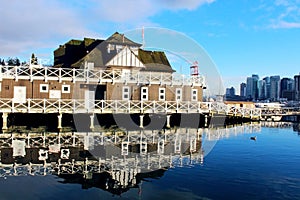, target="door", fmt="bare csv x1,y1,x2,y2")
13,86,26,103
85,90,95,110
